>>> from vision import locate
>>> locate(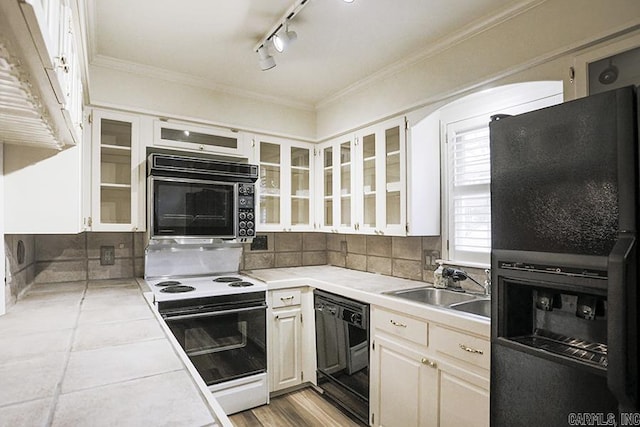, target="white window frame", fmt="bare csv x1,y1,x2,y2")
440,81,564,267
